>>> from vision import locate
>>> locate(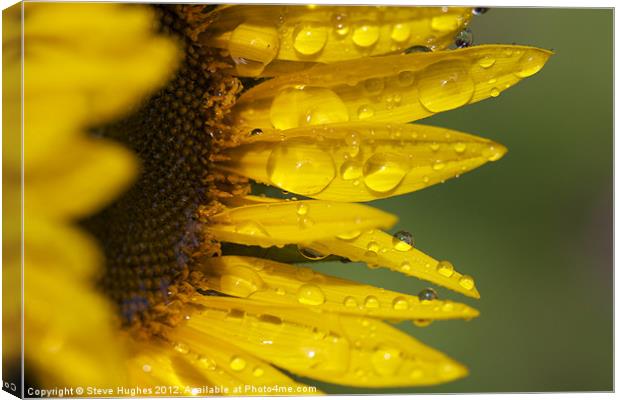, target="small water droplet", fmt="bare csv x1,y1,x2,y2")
478,56,496,68
357,104,375,119
296,203,309,216
392,230,414,251
442,301,455,312
293,25,328,55
392,297,410,310
297,284,326,305
142,364,152,373
336,230,361,240
418,288,438,301
418,61,474,113
366,241,380,254
371,345,403,376
453,142,467,153
352,23,379,47
340,160,363,180
413,319,433,327
399,261,412,273
490,87,500,97
459,275,475,290
332,12,349,37
514,50,546,78
251,128,263,136
275,287,286,296
397,71,415,87
174,342,190,354
252,367,264,377
454,28,473,48
405,45,431,54
198,356,217,370
364,295,380,309
429,142,441,152
436,261,455,277
234,221,269,237
296,266,315,281
363,152,410,192
230,356,247,371
391,23,411,43
266,140,335,195
344,296,359,308
297,246,328,261
473,7,489,15
432,160,446,171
